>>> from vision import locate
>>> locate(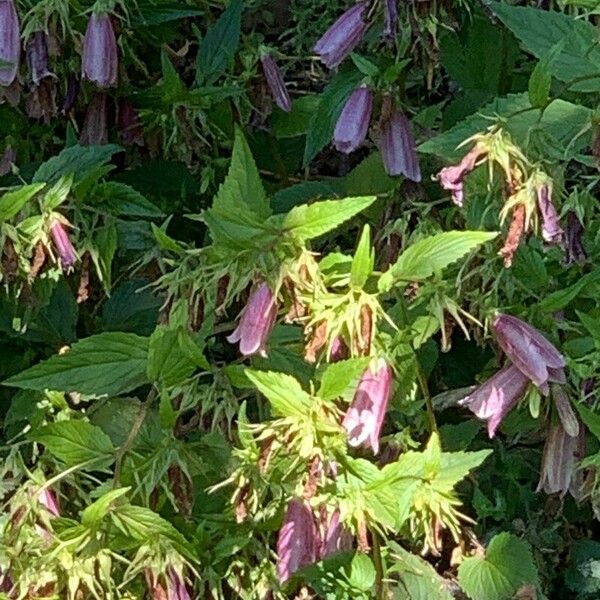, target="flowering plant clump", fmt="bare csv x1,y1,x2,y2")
0,1,600,598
